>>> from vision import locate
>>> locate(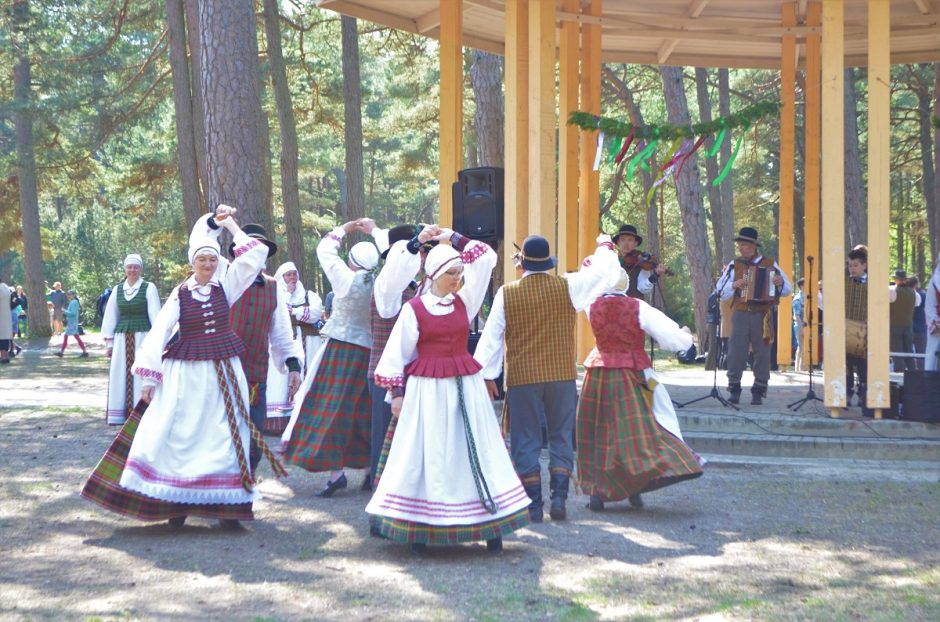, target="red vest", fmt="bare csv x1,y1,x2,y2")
229,275,278,384
404,296,482,378
583,295,652,369
164,284,245,361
